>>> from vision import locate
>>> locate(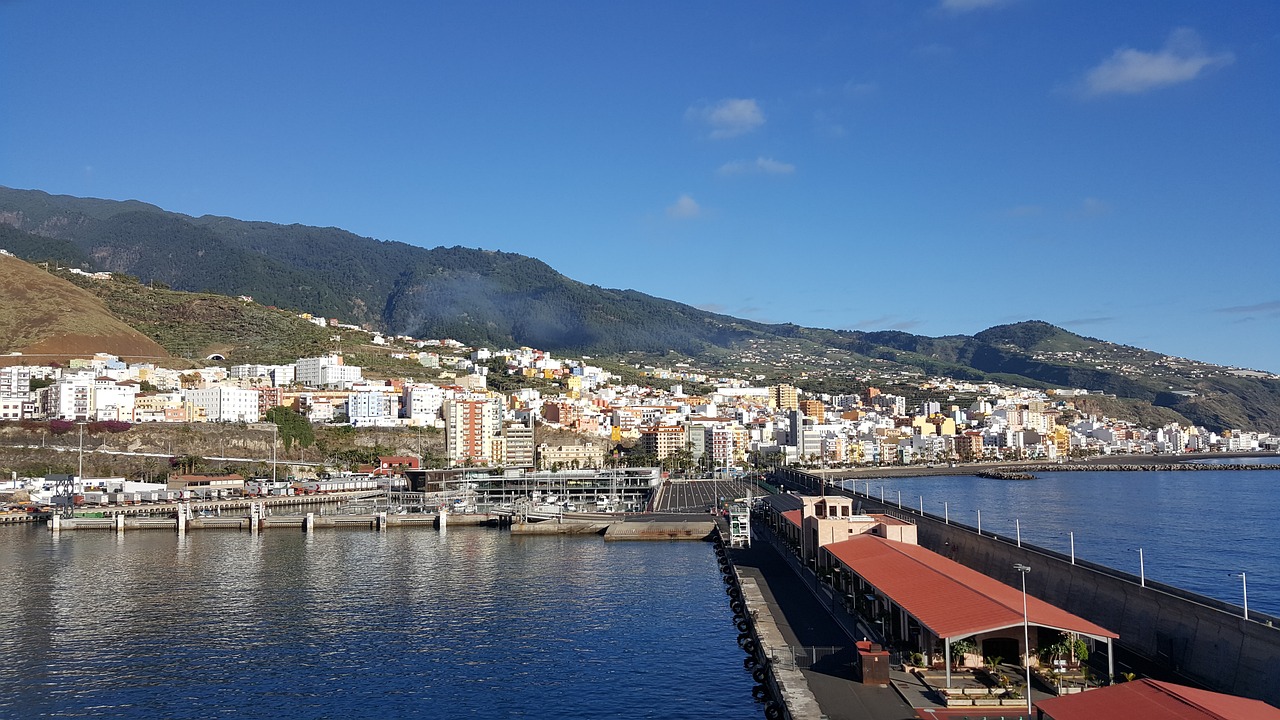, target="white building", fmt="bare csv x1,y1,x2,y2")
295,355,362,389
402,383,445,425
41,373,96,420
185,386,261,423
0,366,32,420
228,364,296,387
348,390,399,427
